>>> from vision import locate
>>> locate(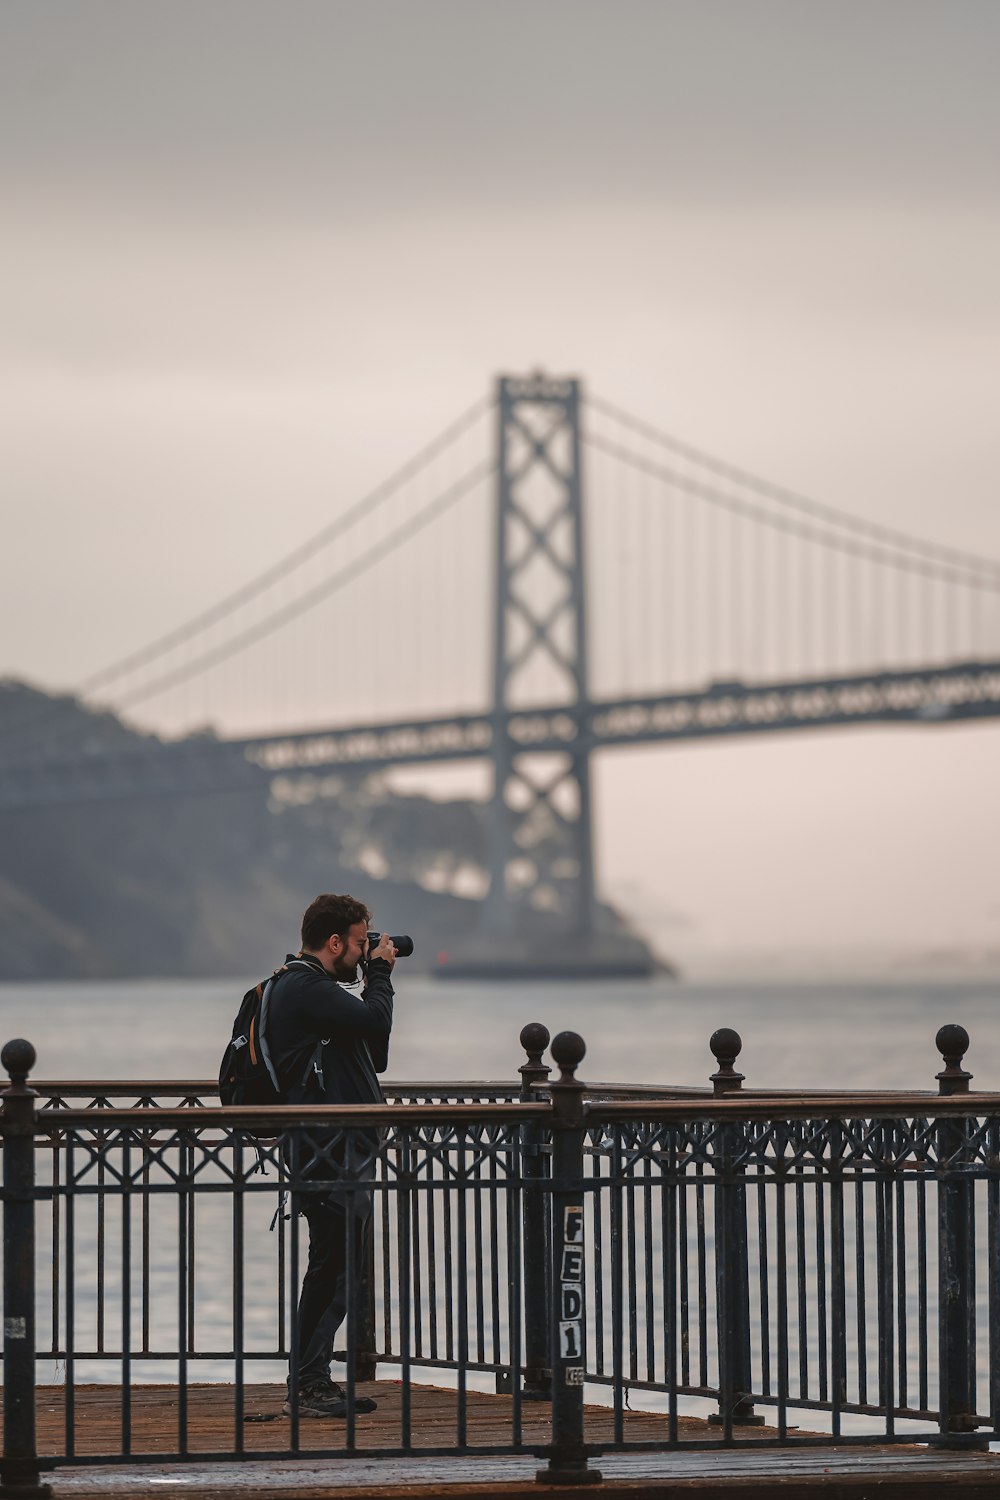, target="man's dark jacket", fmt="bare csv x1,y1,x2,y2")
266,952,394,1106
